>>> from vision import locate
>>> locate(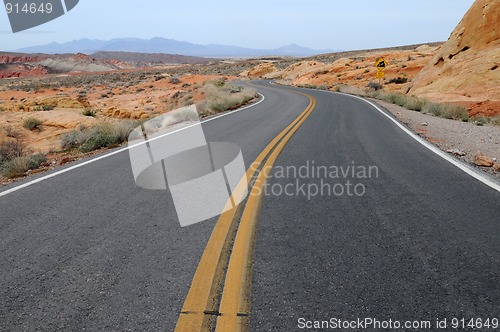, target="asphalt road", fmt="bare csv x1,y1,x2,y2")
1,81,499,331
250,83,500,331
0,83,308,331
